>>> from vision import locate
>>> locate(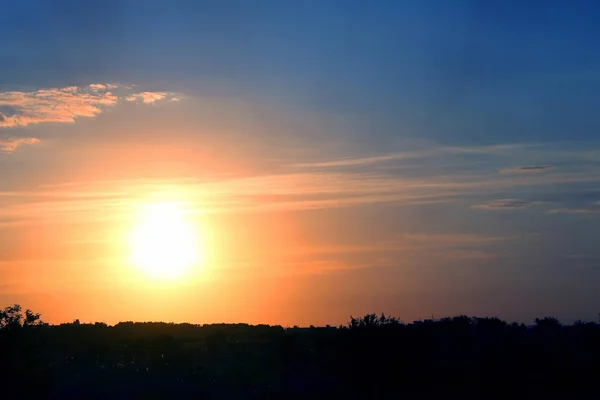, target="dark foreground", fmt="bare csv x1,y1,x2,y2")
1,307,599,399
